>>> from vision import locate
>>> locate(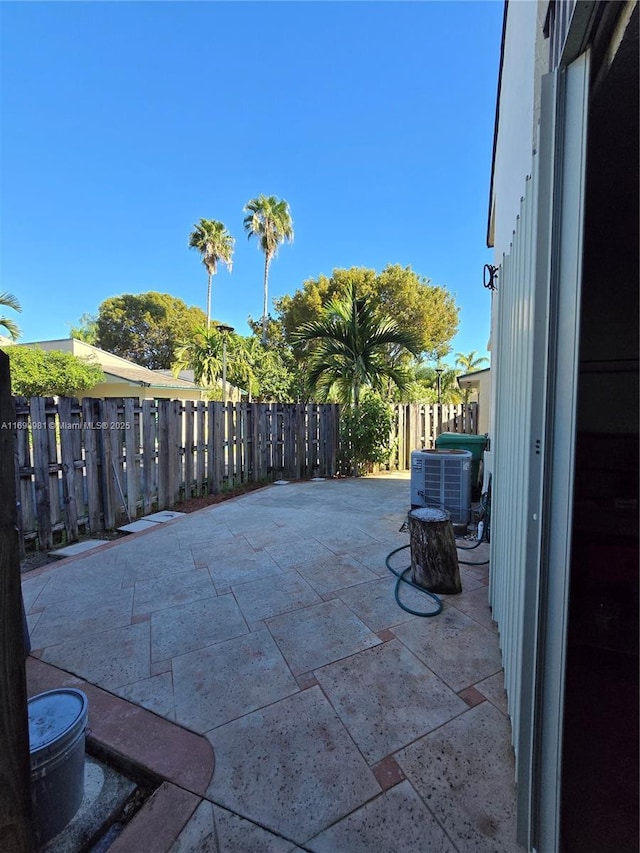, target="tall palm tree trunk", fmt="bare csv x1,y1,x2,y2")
261,255,270,345
206,272,212,330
